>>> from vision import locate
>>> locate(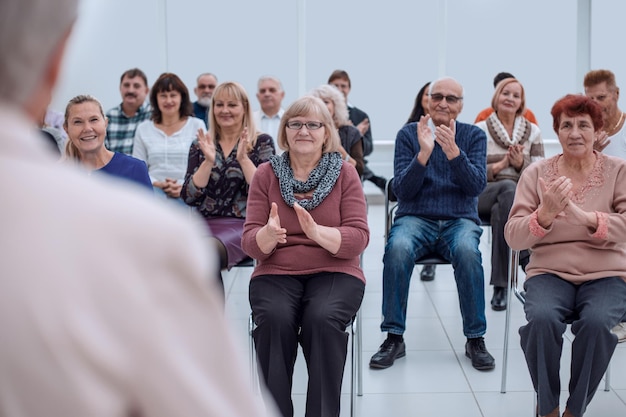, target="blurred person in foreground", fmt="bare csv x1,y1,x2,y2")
0,1,275,416
505,94,626,417
243,96,369,417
